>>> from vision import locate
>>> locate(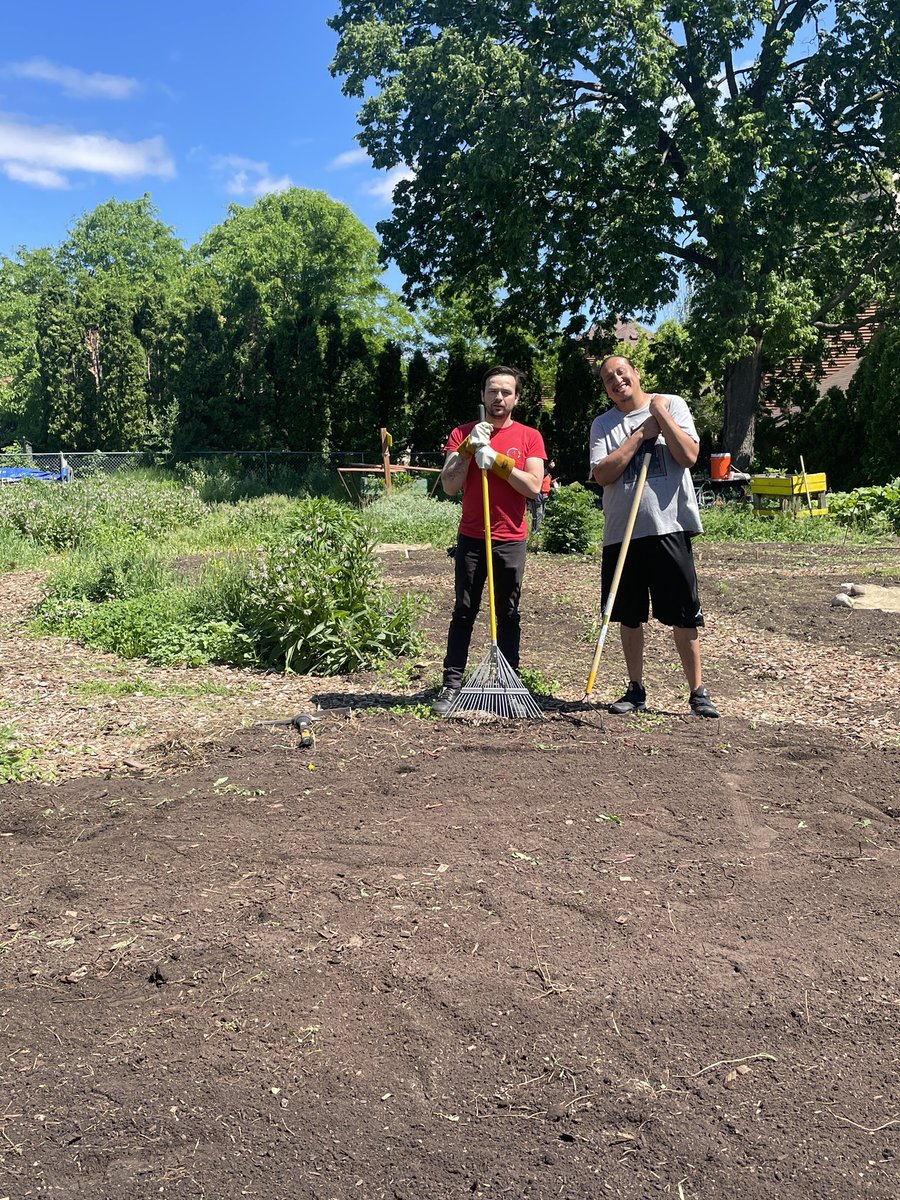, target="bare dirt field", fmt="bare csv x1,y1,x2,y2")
2,538,899,1199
